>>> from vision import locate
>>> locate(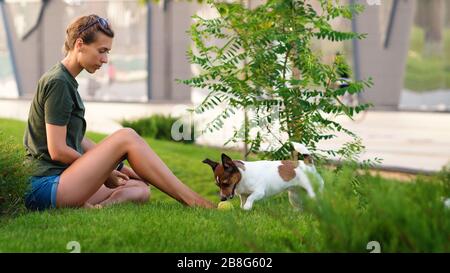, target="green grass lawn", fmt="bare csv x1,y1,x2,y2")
0,118,449,252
